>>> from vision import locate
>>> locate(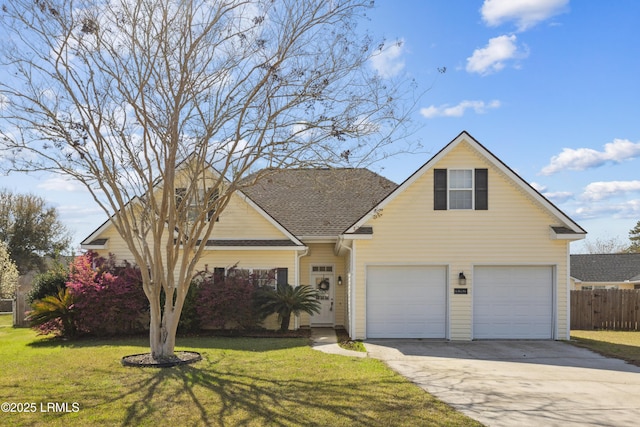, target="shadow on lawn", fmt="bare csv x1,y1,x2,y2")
115,360,407,426
570,337,640,367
